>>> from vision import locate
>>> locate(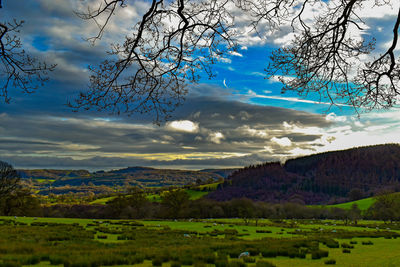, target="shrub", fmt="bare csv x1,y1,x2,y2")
171,261,181,267
341,243,354,249
193,261,206,267
0,261,20,267
312,250,329,260
323,239,339,248
350,241,357,244
224,229,239,235
362,241,374,245
256,260,276,267
261,250,277,258
243,257,256,263
49,256,64,265
180,256,193,265
256,230,272,233
228,250,241,258
24,256,41,265
228,260,246,267
152,258,162,266
131,254,145,264
203,254,216,264
215,260,228,267
245,248,259,256
325,259,336,265
342,249,351,253
97,235,108,239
